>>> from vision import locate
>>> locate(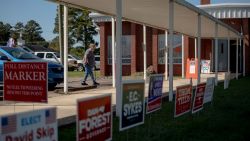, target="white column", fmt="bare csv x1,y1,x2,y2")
111,17,116,87
58,5,64,64
143,25,147,80
165,31,168,80
168,0,174,101
227,30,230,73
197,14,201,84
236,38,239,79
115,0,122,117
239,38,242,74
63,5,68,94
243,37,245,76
215,23,218,86
195,38,197,59
182,35,185,79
